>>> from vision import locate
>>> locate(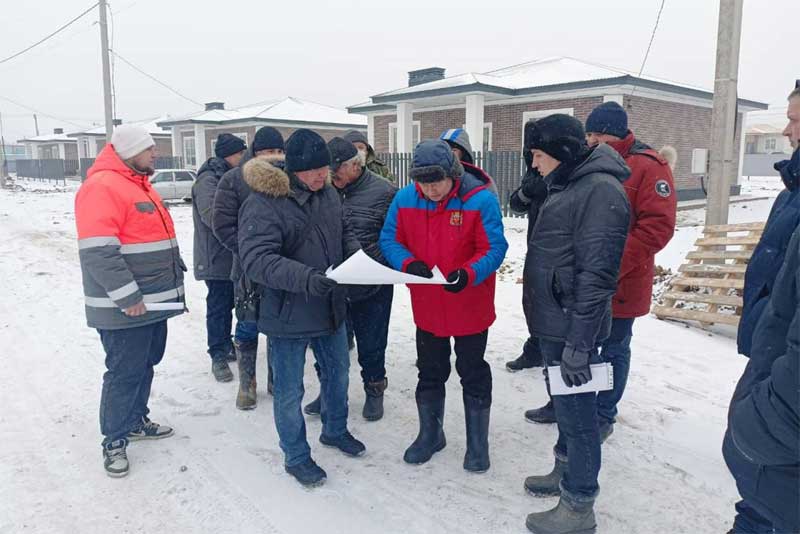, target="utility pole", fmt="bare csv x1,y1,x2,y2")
98,0,114,142
705,0,744,227
33,114,40,136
